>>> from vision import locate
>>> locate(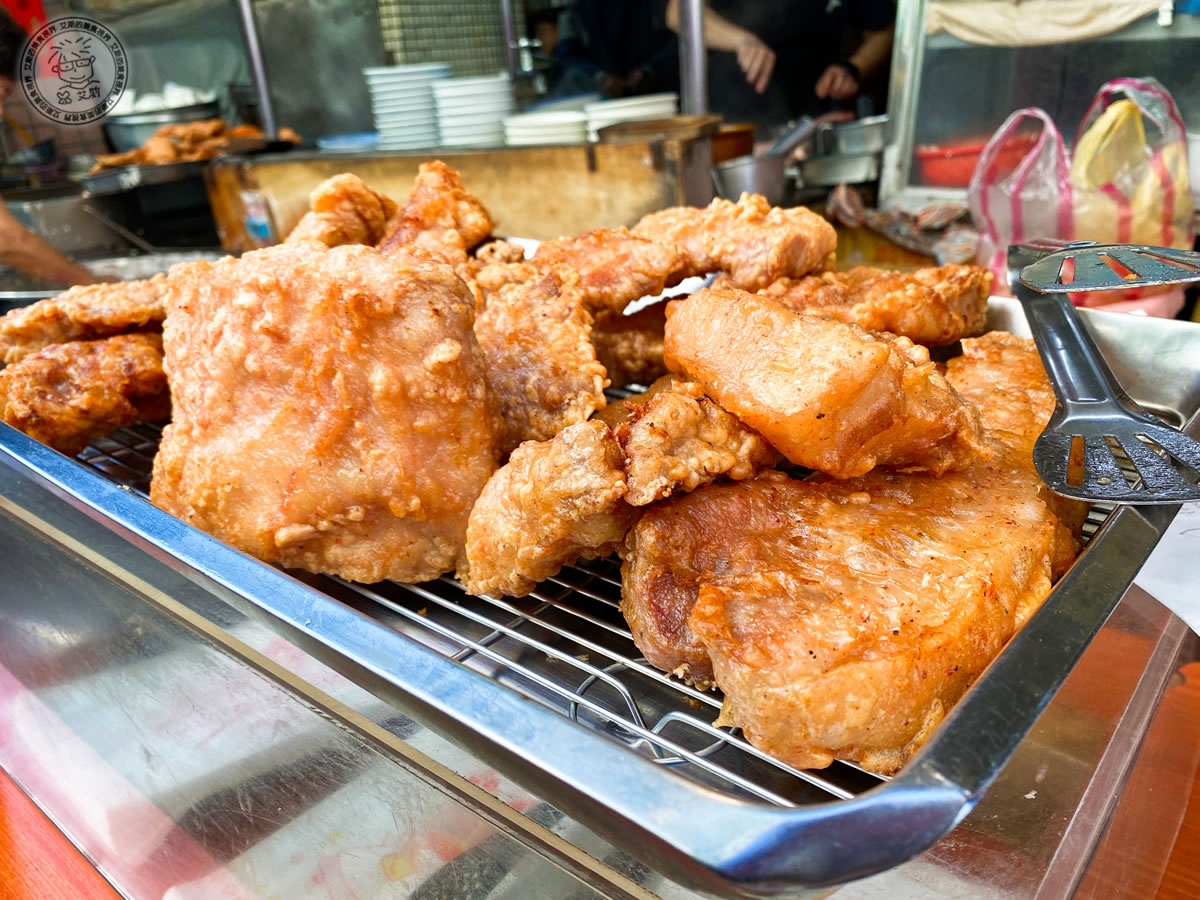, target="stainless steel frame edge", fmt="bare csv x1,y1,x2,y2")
0,420,1180,895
